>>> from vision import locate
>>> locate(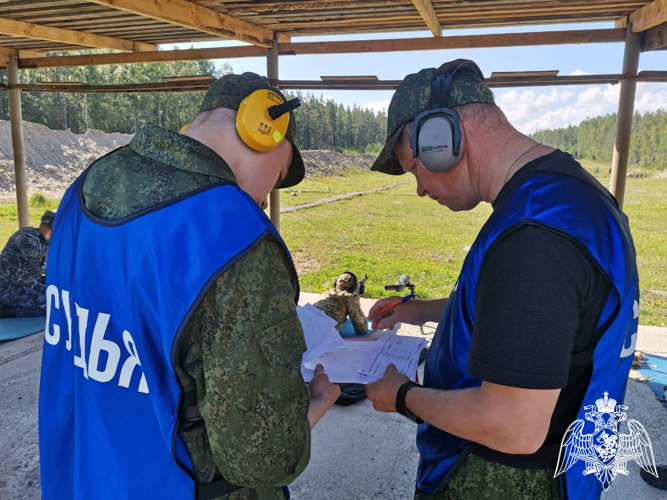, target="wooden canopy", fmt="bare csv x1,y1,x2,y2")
0,0,663,56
